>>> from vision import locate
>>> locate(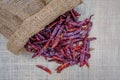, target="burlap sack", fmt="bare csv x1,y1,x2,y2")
1,0,82,55
0,0,51,38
